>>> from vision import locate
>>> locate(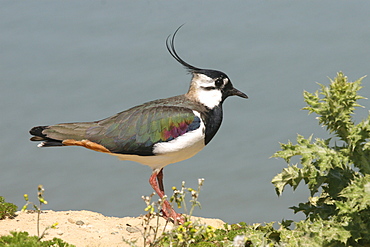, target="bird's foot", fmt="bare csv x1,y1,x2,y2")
173,212,186,225
161,209,185,225
161,203,185,225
